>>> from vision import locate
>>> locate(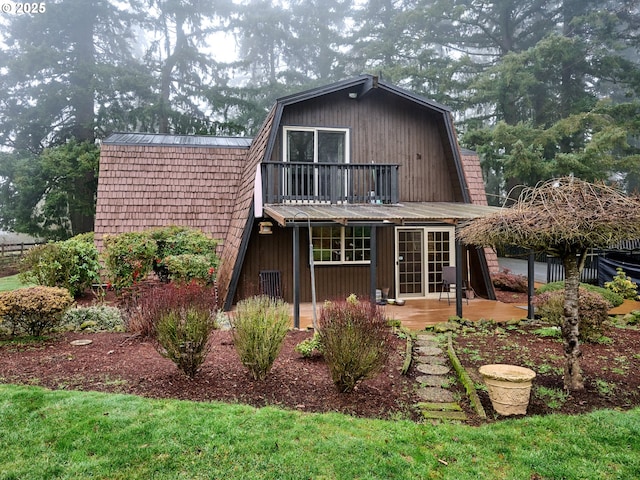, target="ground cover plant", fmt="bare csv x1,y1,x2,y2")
1,384,639,479
452,317,640,417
